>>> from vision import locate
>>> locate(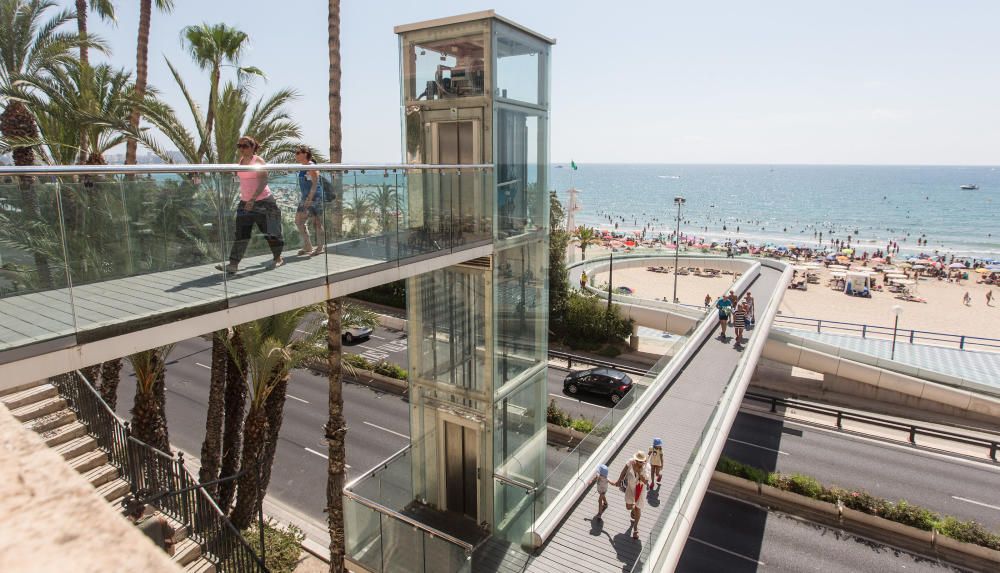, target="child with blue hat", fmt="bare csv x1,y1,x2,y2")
591,464,610,517
648,438,664,486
